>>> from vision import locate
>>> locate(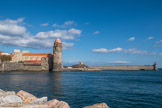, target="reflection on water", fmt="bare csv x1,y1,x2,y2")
48,72,63,100
0,71,162,108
